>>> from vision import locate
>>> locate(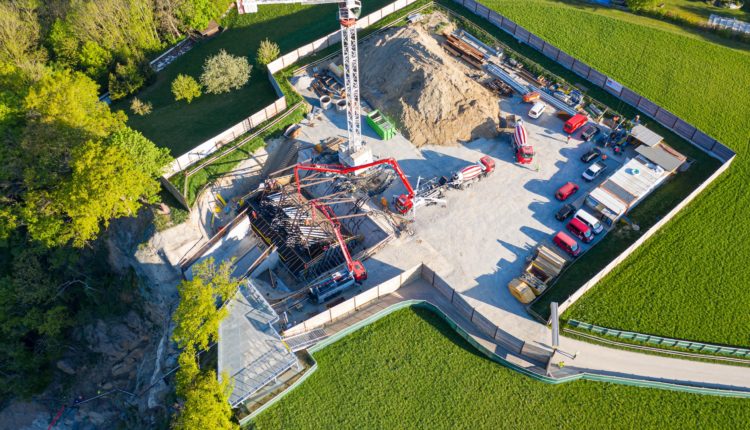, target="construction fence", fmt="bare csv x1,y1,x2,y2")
568,320,750,358
420,265,527,354
451,0,736,163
